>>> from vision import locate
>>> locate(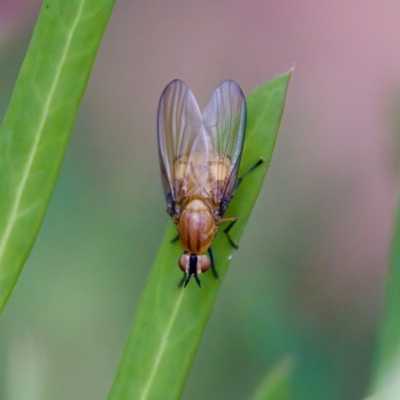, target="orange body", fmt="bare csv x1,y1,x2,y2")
157,79,246,287
177,199,218,254
172,152,231,255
